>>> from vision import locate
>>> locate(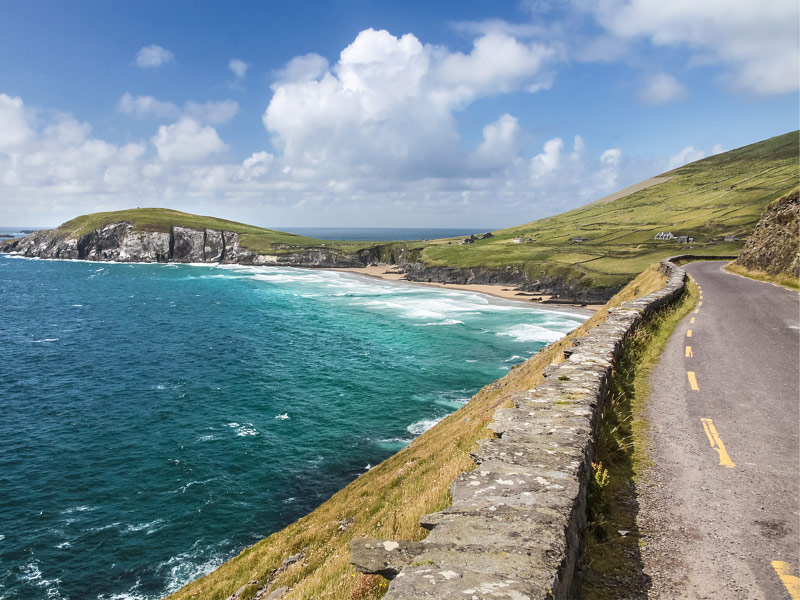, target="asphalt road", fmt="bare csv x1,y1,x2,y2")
638,261,800,599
